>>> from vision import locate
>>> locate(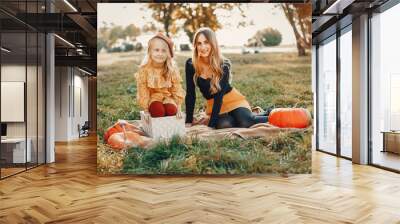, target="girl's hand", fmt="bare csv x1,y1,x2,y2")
143,111,151,124
176,110,183,119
